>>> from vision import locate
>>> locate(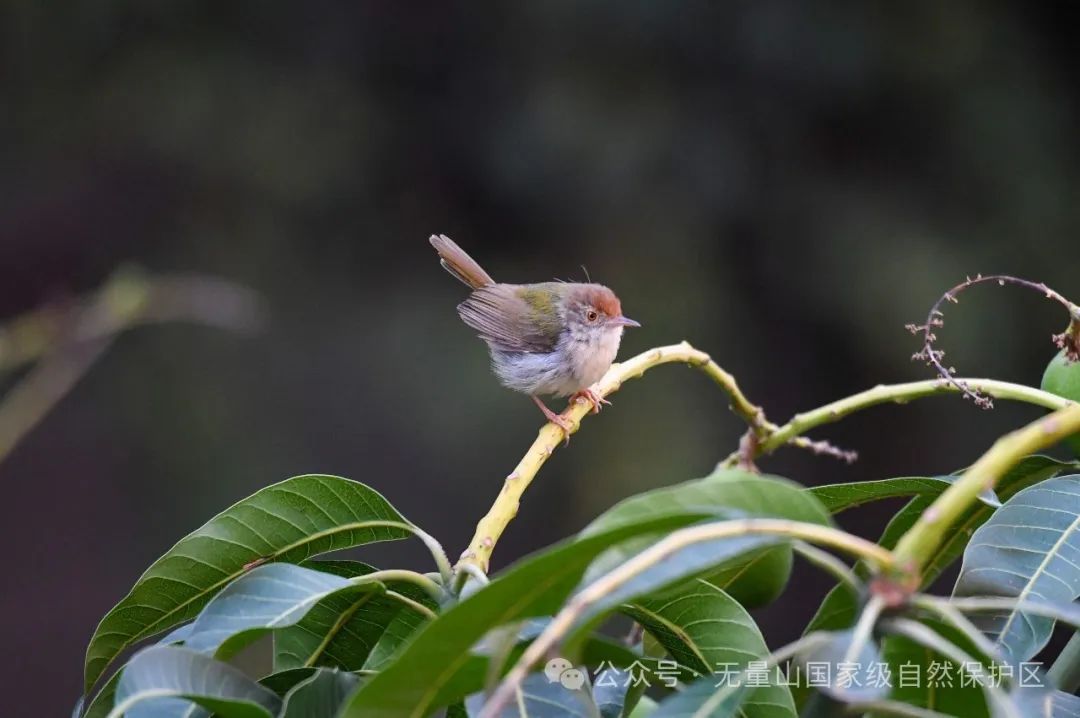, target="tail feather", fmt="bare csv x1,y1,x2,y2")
429,234,495,289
